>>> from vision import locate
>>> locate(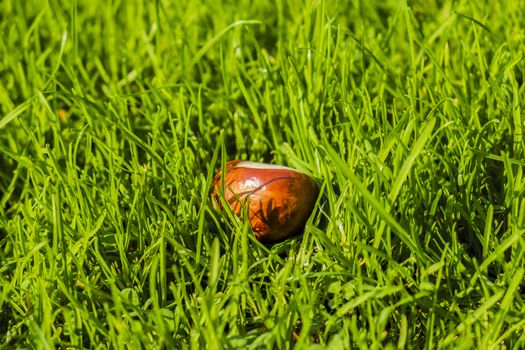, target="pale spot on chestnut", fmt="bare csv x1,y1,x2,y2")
239,177,261,190
213,160,318,243
235,161,300,172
